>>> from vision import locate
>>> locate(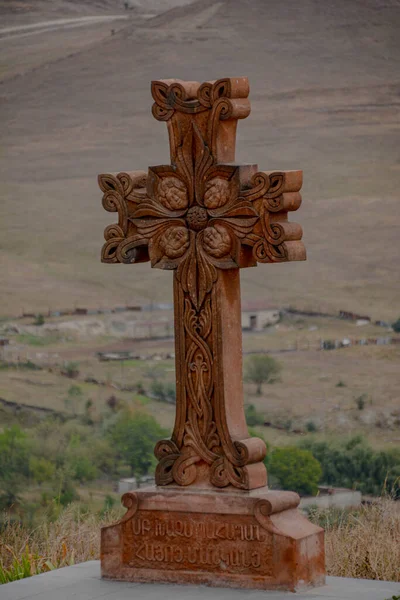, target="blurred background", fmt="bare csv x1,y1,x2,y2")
0,0,399,581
